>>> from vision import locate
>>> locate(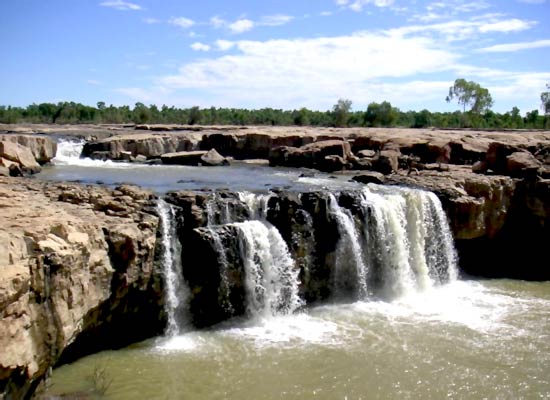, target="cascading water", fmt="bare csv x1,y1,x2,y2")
360,186,458,298
327,193,369,299
234,220,302,319
239,191,272,220
158,186,458,331
52,139,85,165
157,199,189,336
